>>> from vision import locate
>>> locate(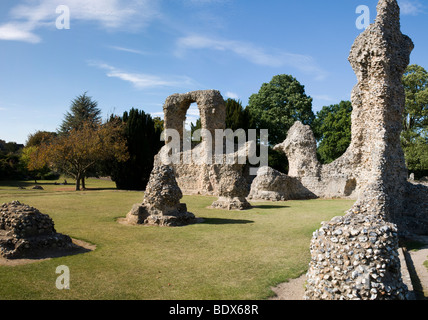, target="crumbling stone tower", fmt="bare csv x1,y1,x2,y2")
304,0,417,300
